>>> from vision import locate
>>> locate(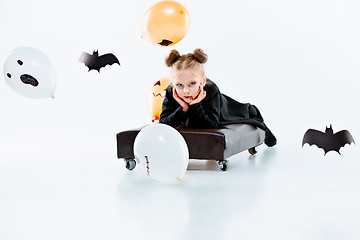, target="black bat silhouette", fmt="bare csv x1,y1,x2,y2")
79,50,120,72
159,39,173,46
302,125,355,155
